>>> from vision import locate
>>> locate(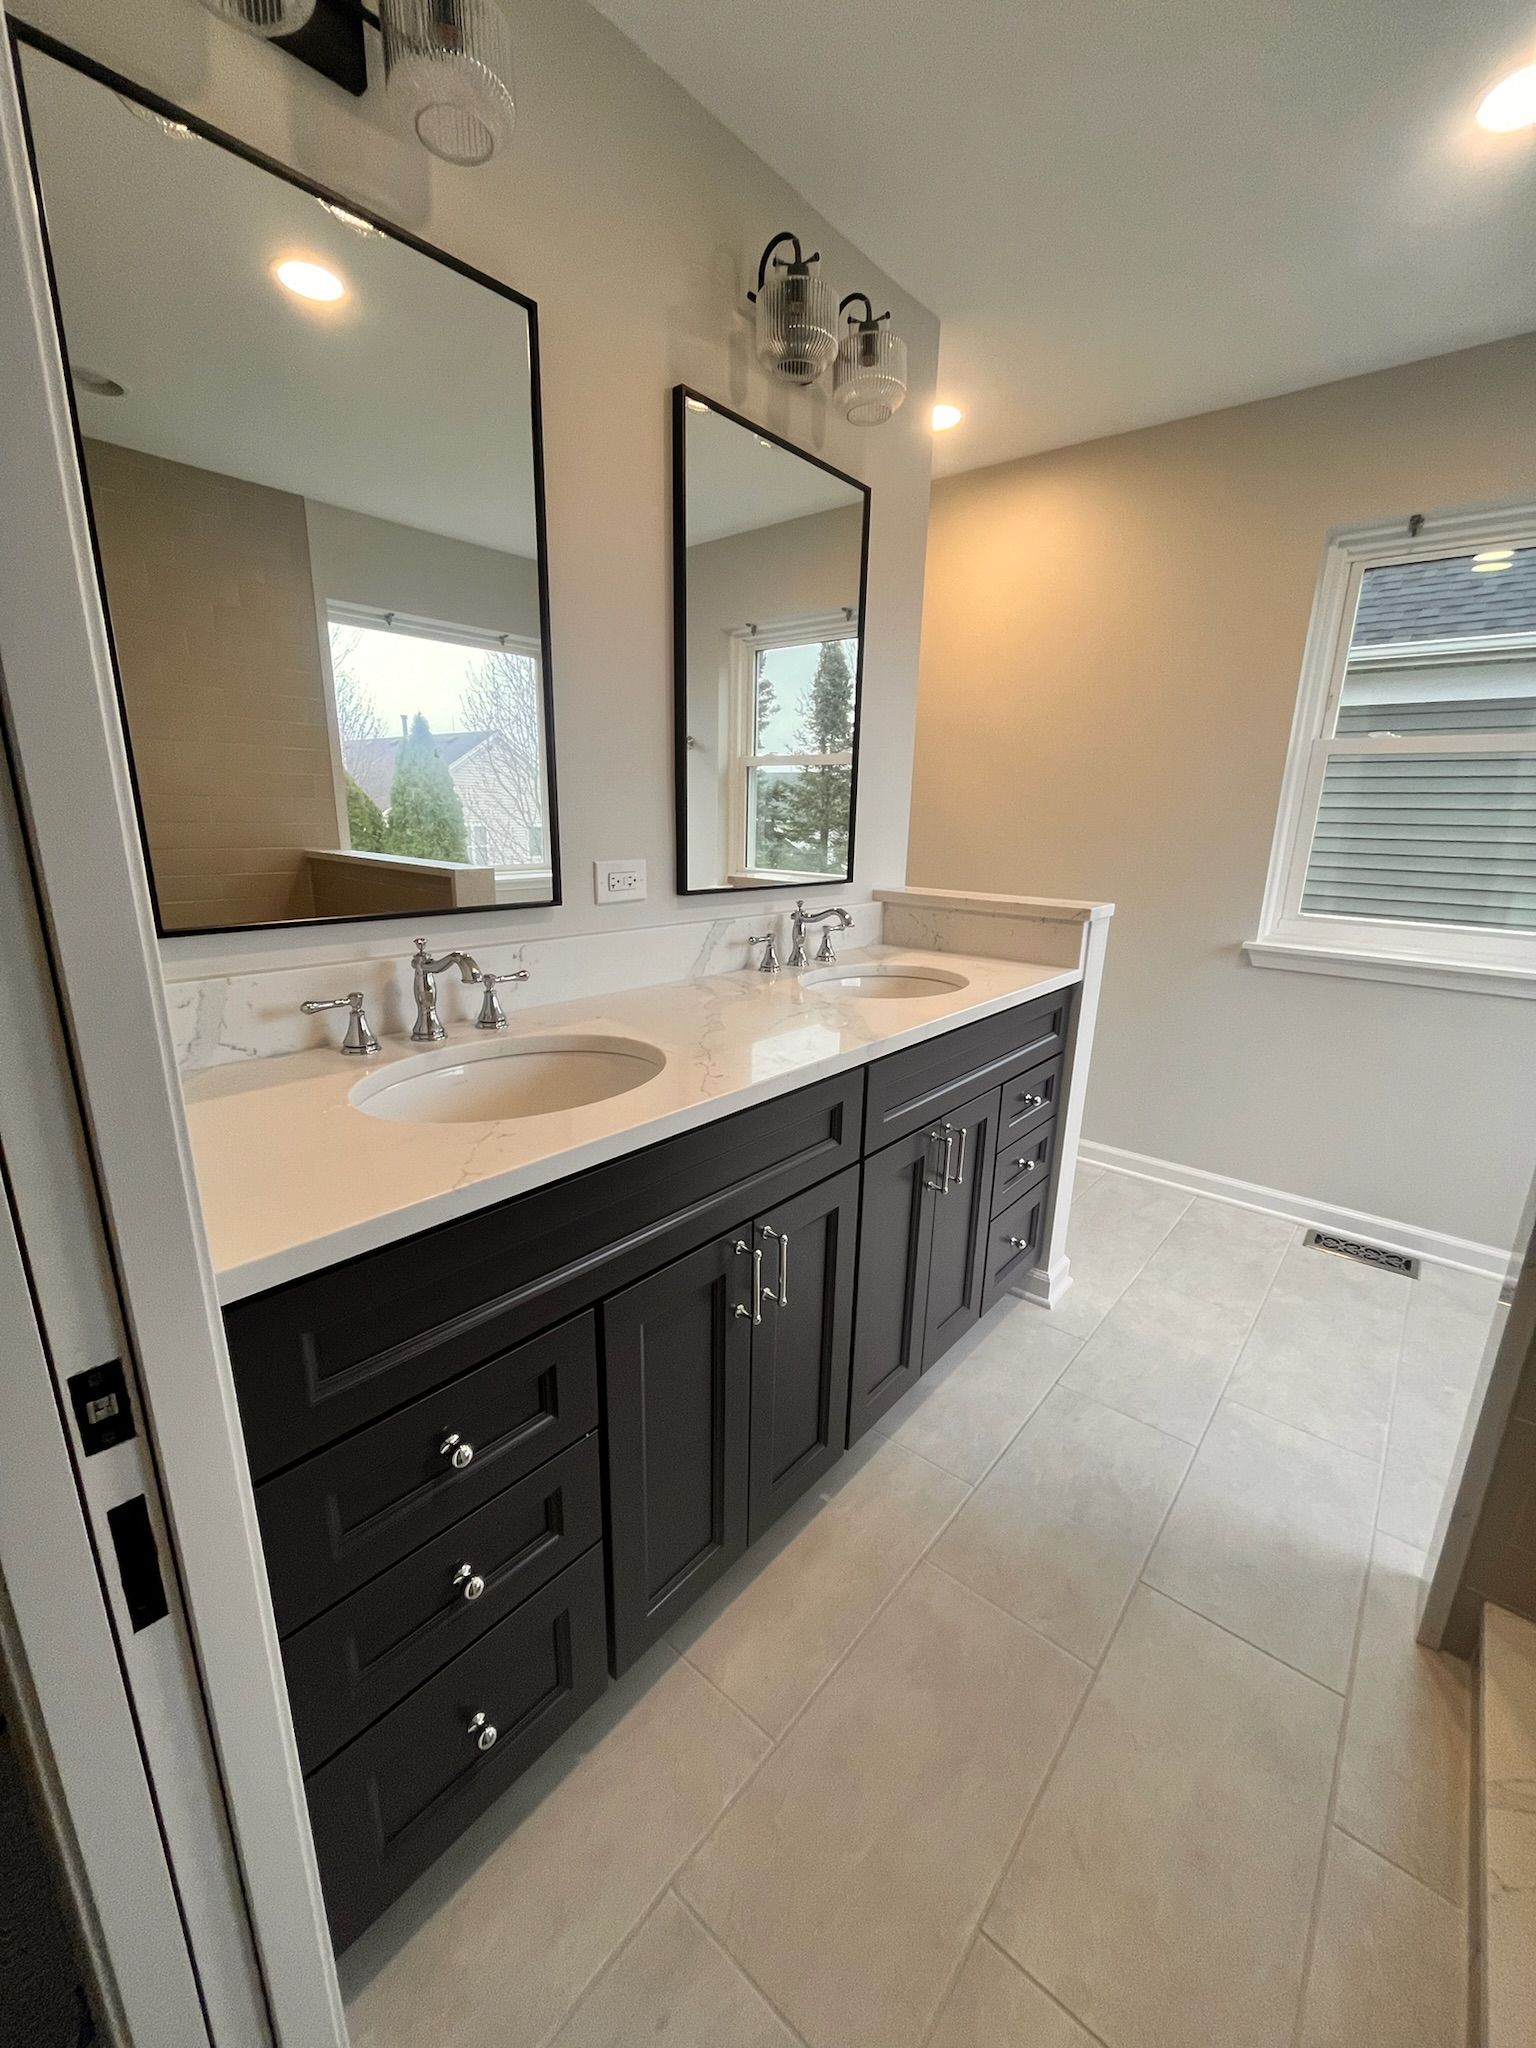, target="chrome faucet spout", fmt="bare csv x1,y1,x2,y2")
411,937,482,1041
787,900,854,969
